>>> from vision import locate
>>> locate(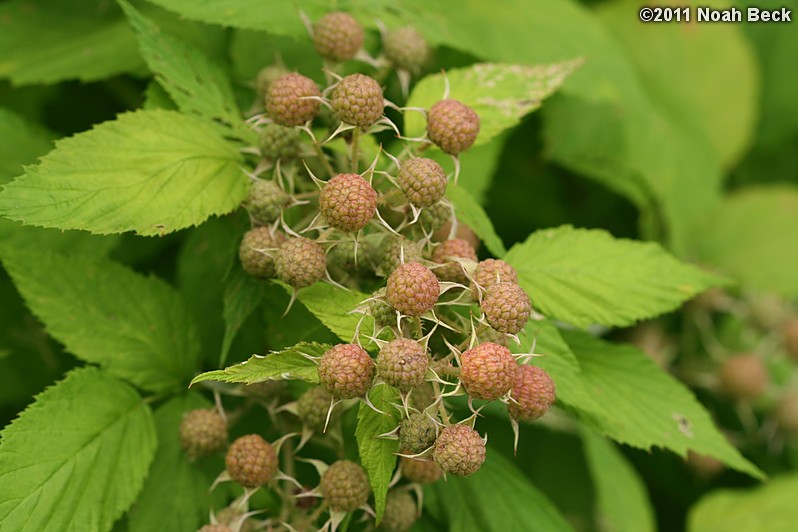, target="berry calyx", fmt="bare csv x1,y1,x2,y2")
313,12,364,62
508,365,556,422
398,412,437,454
431,238,477,284
331,74,384,128
377,338,429,392
426,99,480,154
400,456,442,484
266,73,321,126
397,158,448,208
225,434,278,488
384,27,430,73
386,262,440,316
275,237,327,288
432,424,486,476
380,491,418,532
459,342,516,401
481,282,532,335
320,460,370,512
318,343,376,399
179,409,228,460
719,354,769,400
297,386,336,432
244,179,290,224
239,227,286,279
319,173,377,232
